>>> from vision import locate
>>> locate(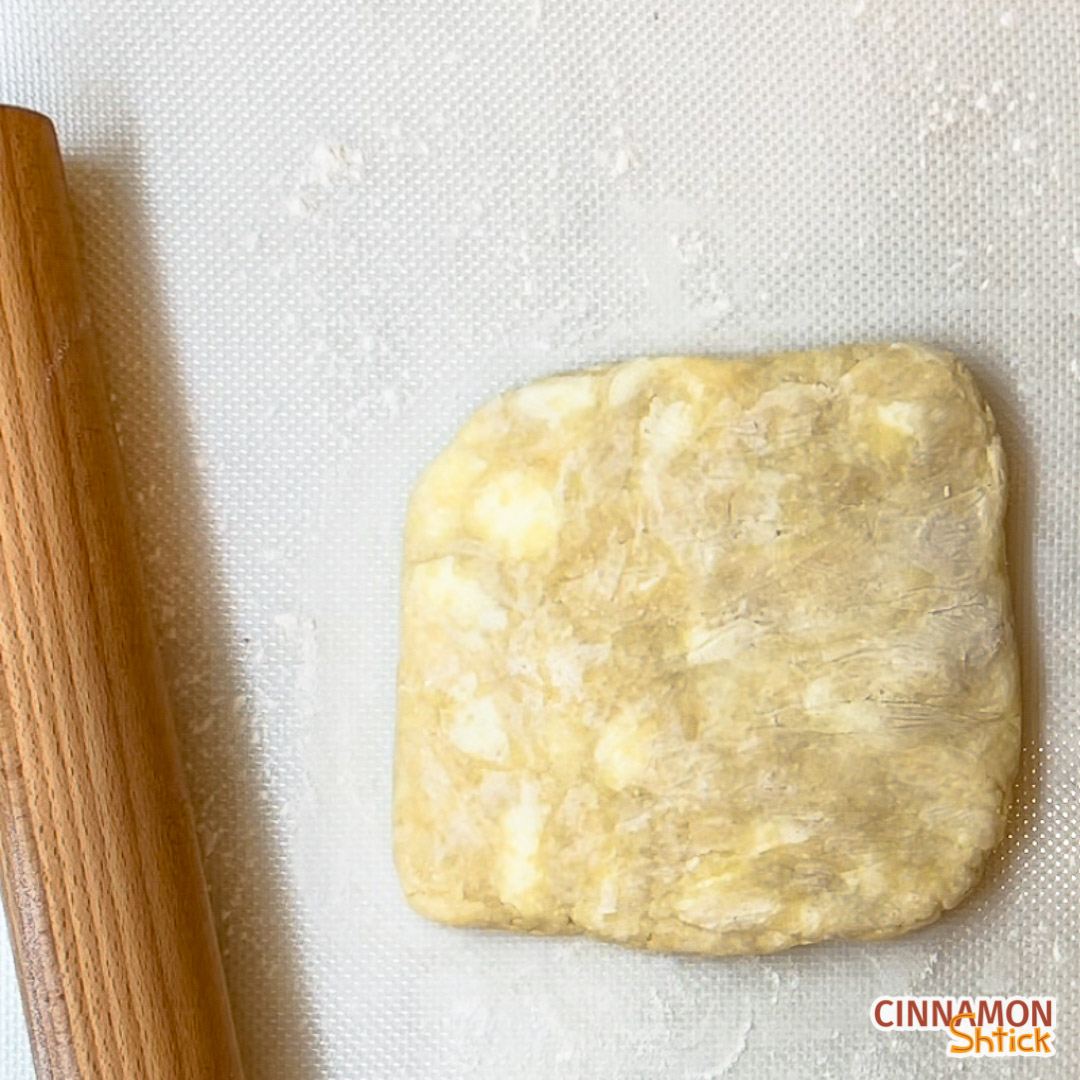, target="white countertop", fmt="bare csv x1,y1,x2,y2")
1,2,1077,1076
